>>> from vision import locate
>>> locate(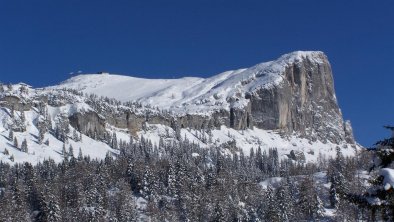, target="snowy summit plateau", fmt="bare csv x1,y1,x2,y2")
0,51,360,164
